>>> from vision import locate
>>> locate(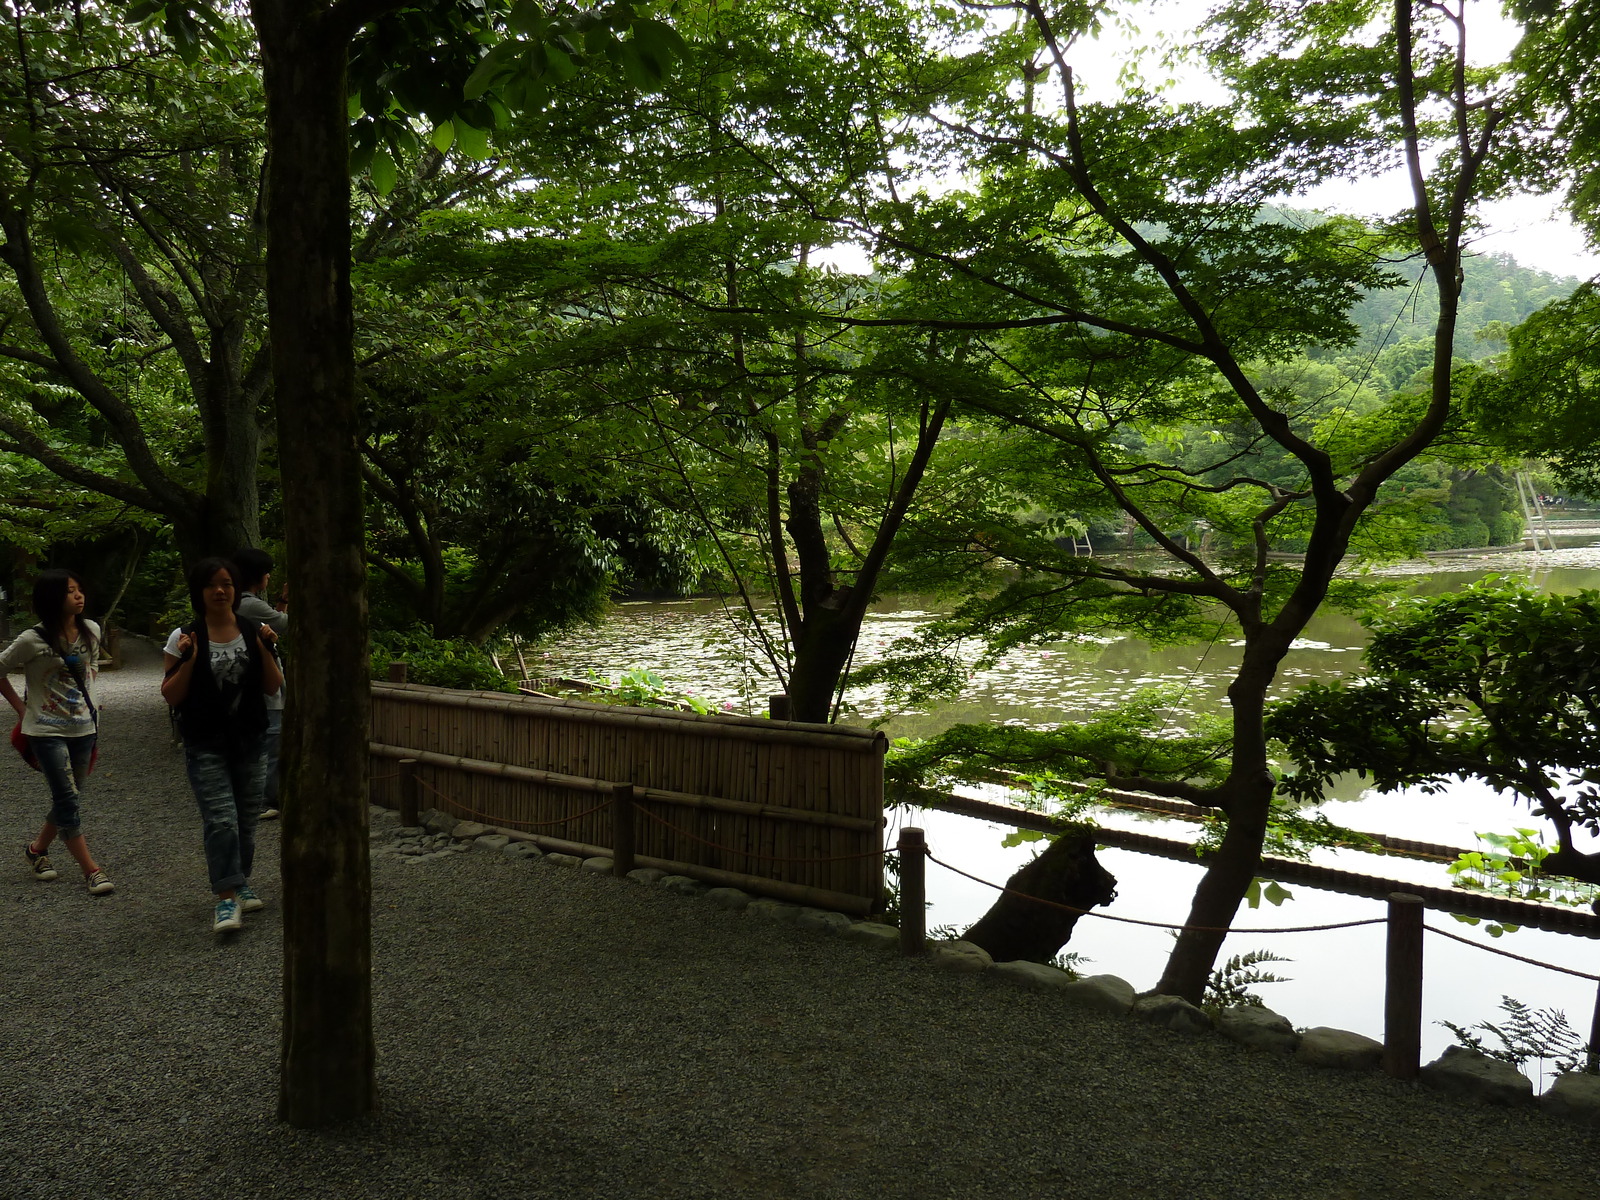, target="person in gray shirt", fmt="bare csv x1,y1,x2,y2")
233,547,286,820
